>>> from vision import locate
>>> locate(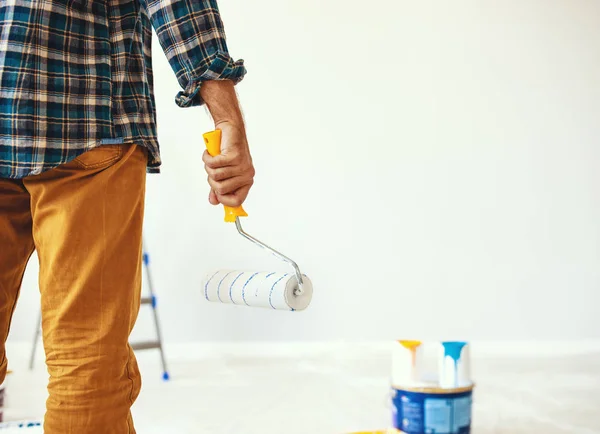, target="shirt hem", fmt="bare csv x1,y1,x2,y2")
0,135,162,180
